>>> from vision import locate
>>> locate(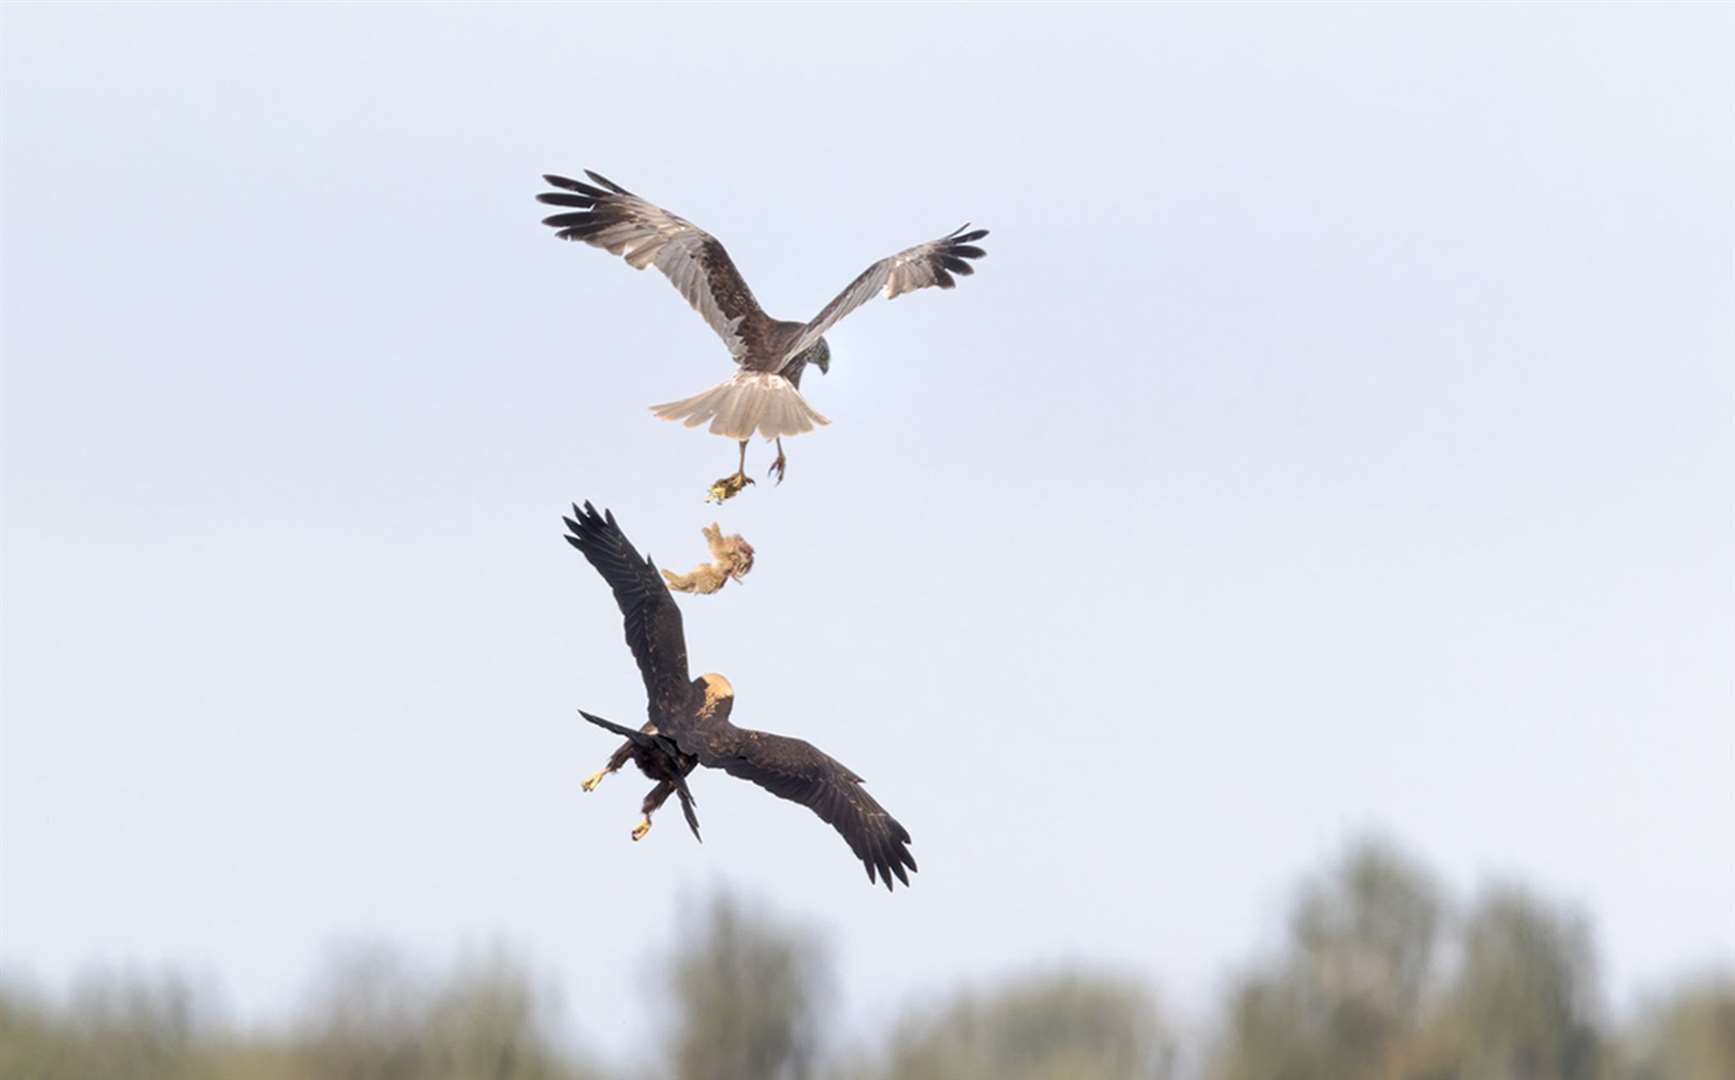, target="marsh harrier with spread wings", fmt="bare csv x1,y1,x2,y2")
538,170,988,501
563,501,917,890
